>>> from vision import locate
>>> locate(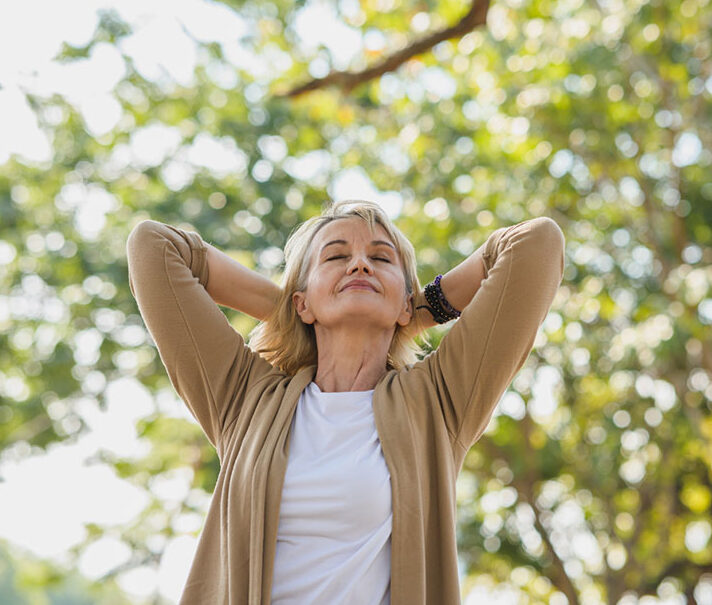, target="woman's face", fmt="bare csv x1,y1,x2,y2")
292,217,413,331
